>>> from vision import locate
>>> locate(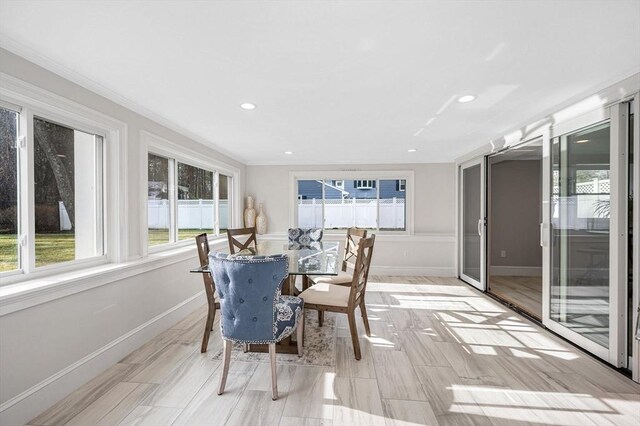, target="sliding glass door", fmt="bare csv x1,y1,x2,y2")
545,105,627,366
459,159,486,291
